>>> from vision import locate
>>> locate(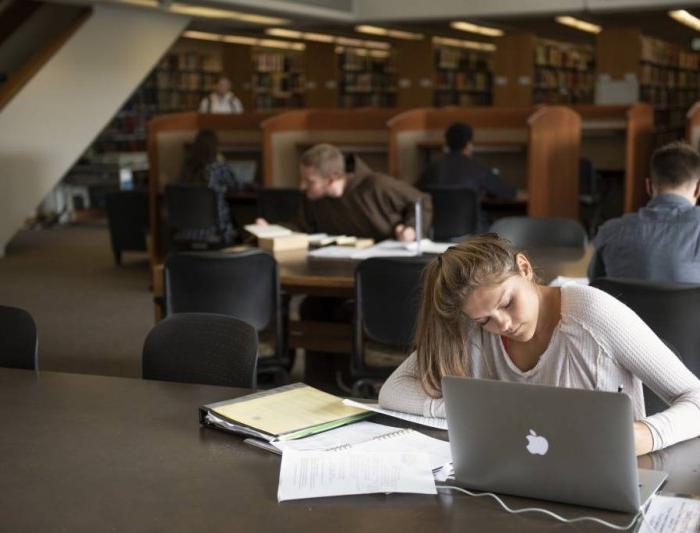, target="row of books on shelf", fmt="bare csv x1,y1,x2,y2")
640,86,700,108
156,71,221,91
640,64,700,89
254,52,302,73
157,91,203,111
534,42,593,71
253,72,305,94
533,87,593,104
434,91,491,107
254,94,305,109
339,52,393,73
435,71,490,92
434,48,491,71
534,69,594,92
339,93,396,108
159,52,222,73
641,36,699,69
341,72,395,92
